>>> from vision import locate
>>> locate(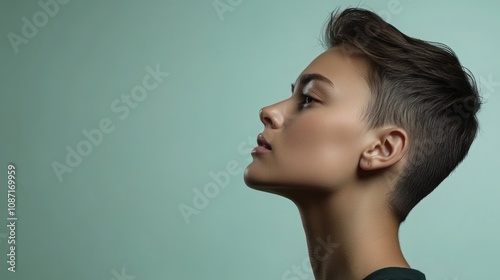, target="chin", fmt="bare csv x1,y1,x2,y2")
243,173,298,201
243,165,262,187
243,170,269,190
